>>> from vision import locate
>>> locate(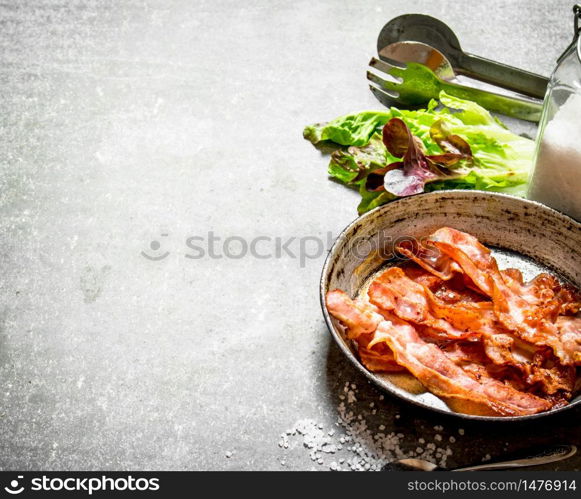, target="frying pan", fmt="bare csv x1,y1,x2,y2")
320,191,581,421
